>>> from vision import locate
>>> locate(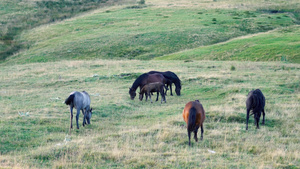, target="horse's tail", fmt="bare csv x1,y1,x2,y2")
65,94,75,105
188,107,197,132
